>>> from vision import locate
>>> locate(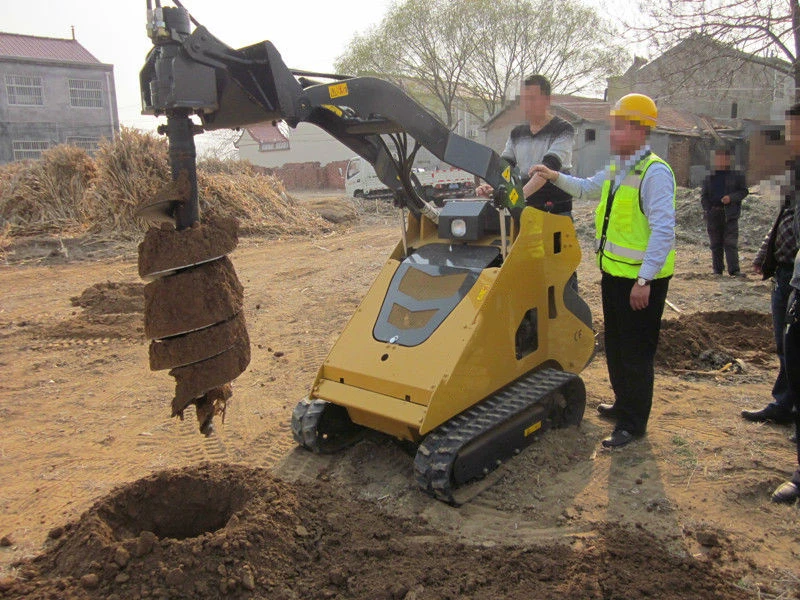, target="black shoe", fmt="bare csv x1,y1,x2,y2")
597,403,619,419
601,429,636,449
771,481,800,503
740,407,794,424
730,271,746,278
